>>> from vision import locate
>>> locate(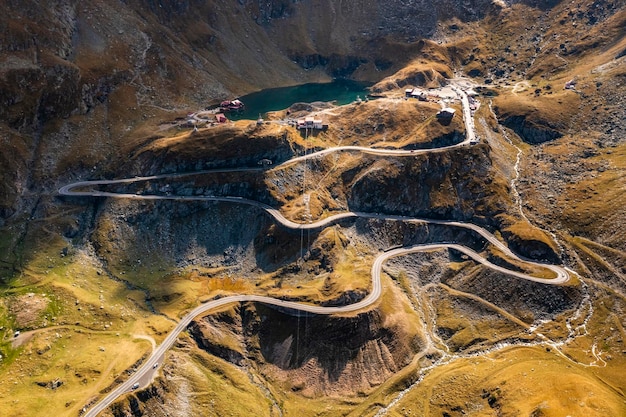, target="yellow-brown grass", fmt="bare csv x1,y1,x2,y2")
385,345,626,417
